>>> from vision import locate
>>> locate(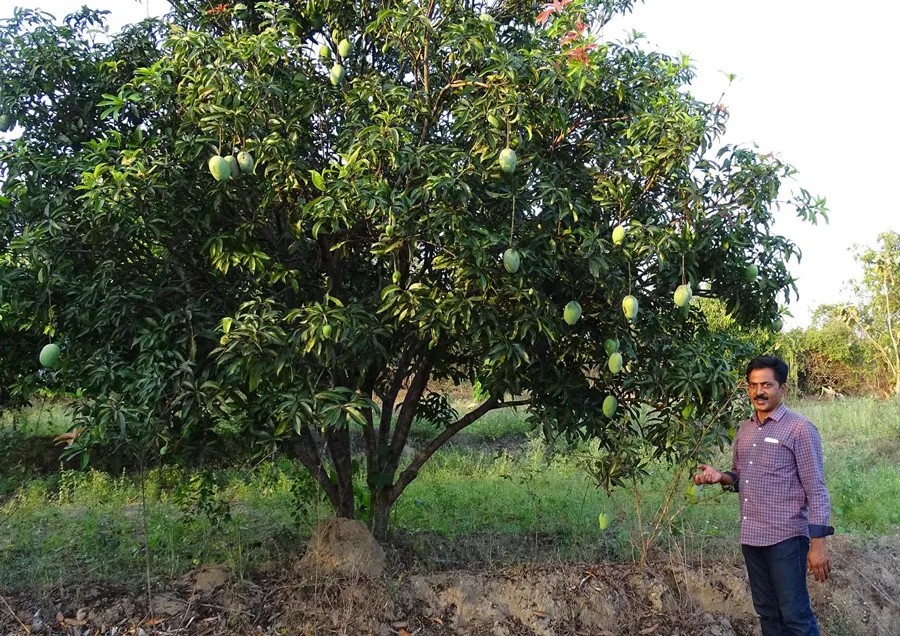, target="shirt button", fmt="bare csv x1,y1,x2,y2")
745,480,749,483
753,443,756,447
743,516,747,520
749,461,753,465
744,498,748,502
